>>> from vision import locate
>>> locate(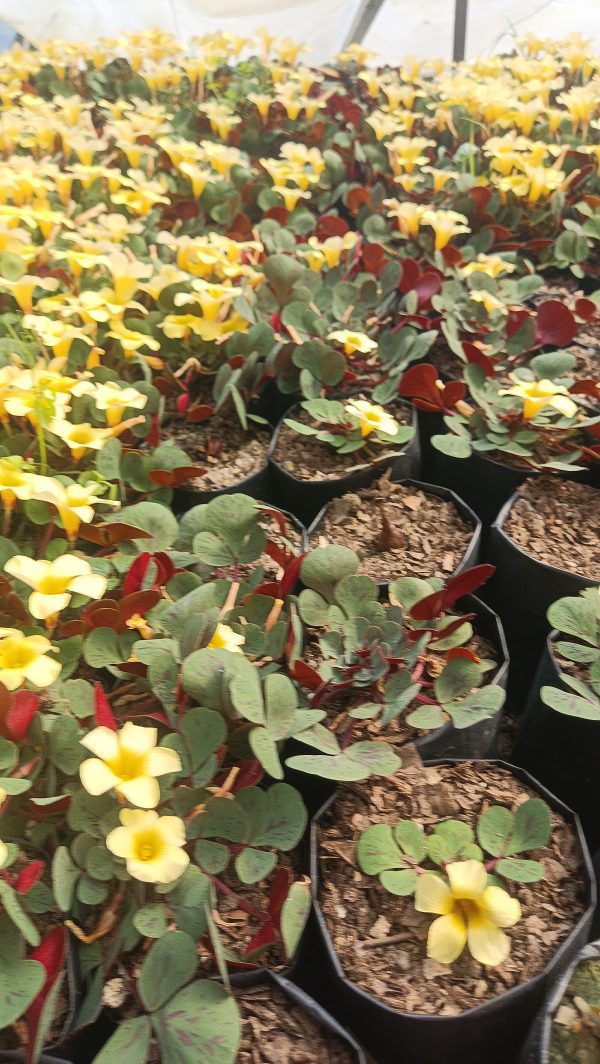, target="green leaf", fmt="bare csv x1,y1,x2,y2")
235,848,277,884
180,708,227,770
445,685,505,729
280,879,311,962
434,658,481,704
286,741,401,781
0,252,27,280
394,821,427,862
133,904,168,939
0,778,31,796
506,799,552,854
203,903,230,989
300,546,359,600
547,594,599,644
379,868,418,895
264,673,297,740
0,955,45,1028
48,715,83,774
357,824,405,875
541,685,600,720
242,784,306,851
194,840,229,876
495,858,544,883
431,434,472,458
92,1017,151,1064
52,846,80,911
138,931,198,1012
333,574,380,619
111,502,178,551
249,728,282,779
167,866,212,941
84,627,122,668
477,806,515,857
0,882,40,945
153,980,241,1064
405,705,446,729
